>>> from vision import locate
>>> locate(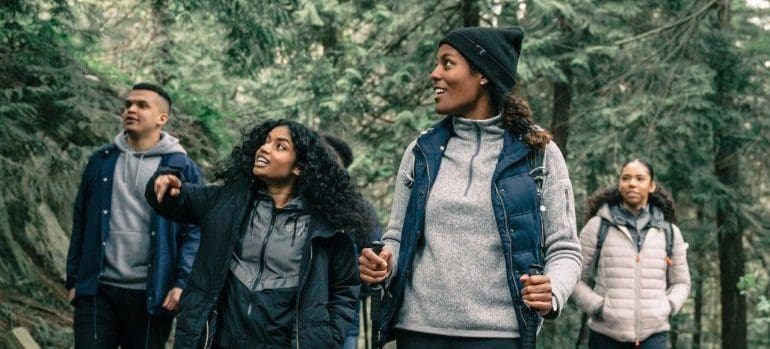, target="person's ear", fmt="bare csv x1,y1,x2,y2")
480,77,488,85
292,166,302,177
649,181,657,193
157,113,168,127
